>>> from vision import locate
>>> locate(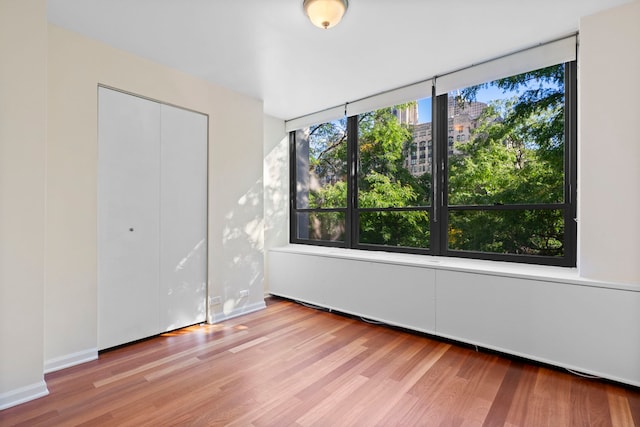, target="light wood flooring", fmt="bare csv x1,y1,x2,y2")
1,296,639,426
